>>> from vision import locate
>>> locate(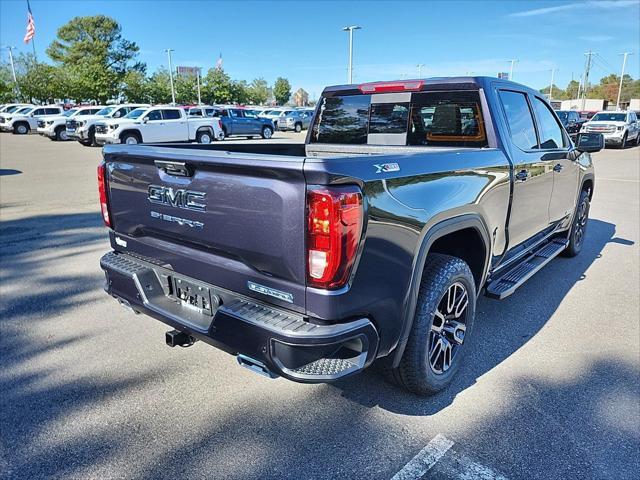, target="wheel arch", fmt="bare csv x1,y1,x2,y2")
119,129,143,142
581,173,594,200
391,214,491,367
